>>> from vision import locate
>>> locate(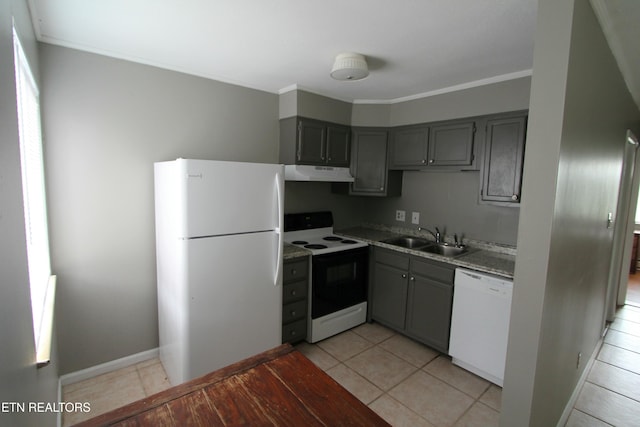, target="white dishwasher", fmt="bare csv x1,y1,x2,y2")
449,268,513,387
